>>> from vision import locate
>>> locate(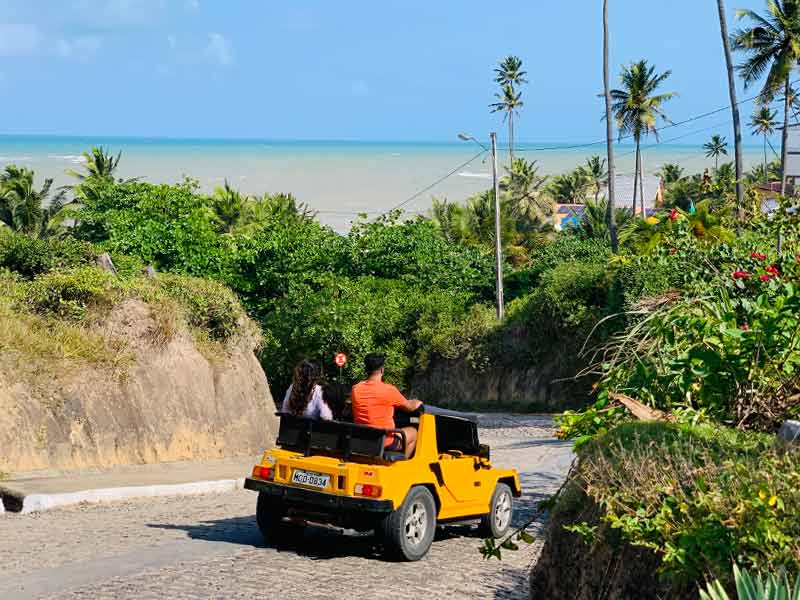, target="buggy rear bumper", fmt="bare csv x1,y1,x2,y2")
244,478,394,513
